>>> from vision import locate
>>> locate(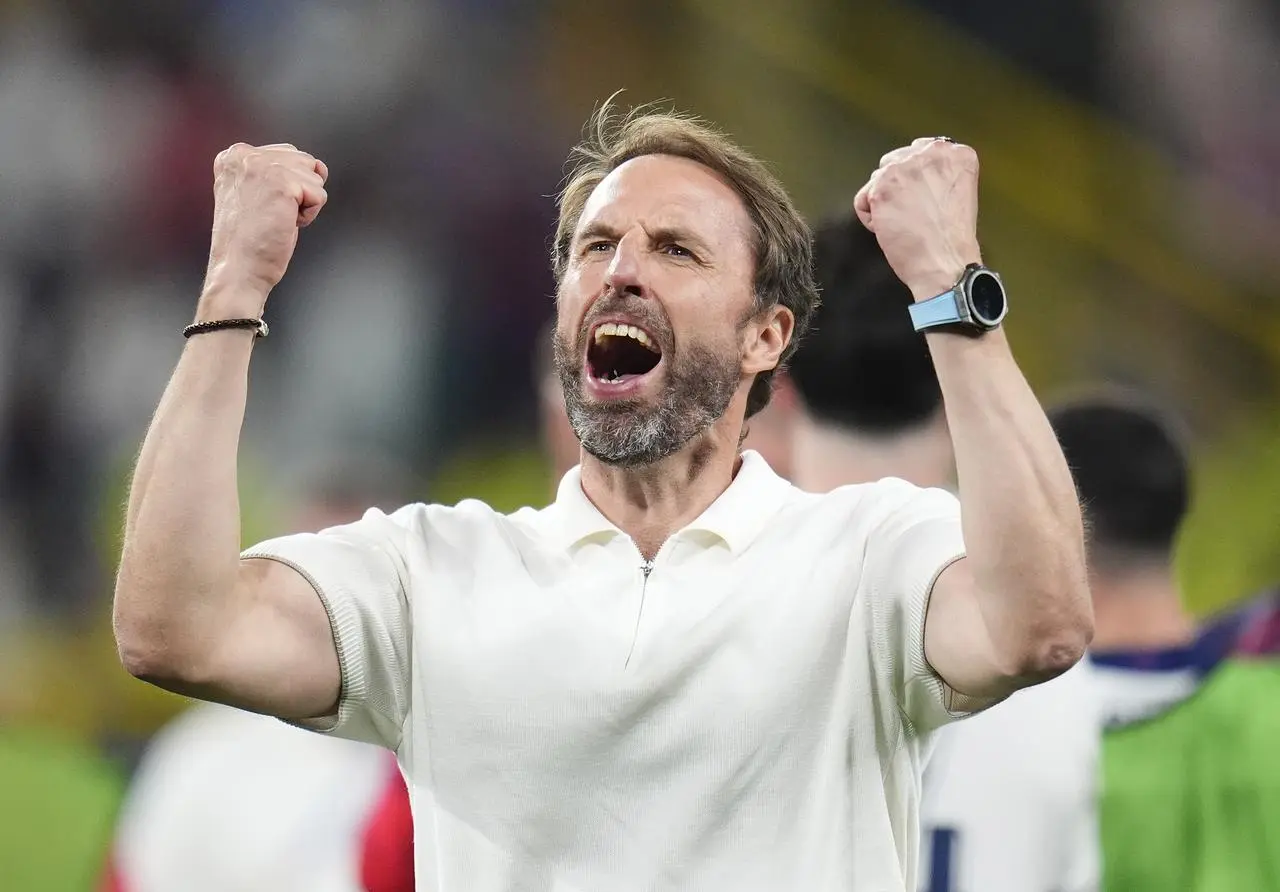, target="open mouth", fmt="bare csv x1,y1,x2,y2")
586,321,663,386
